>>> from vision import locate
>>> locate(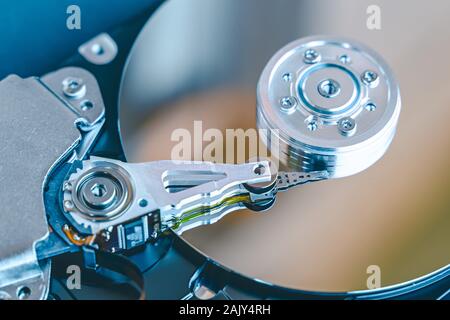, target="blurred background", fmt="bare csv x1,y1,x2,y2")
120,0,450,291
